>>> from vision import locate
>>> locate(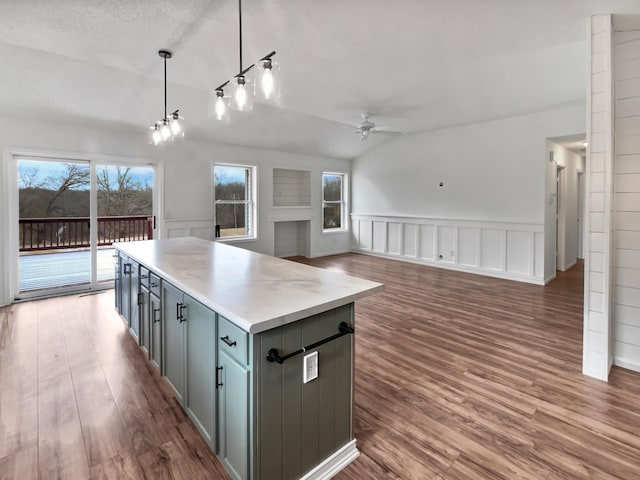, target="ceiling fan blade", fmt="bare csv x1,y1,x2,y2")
371,130,400,136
